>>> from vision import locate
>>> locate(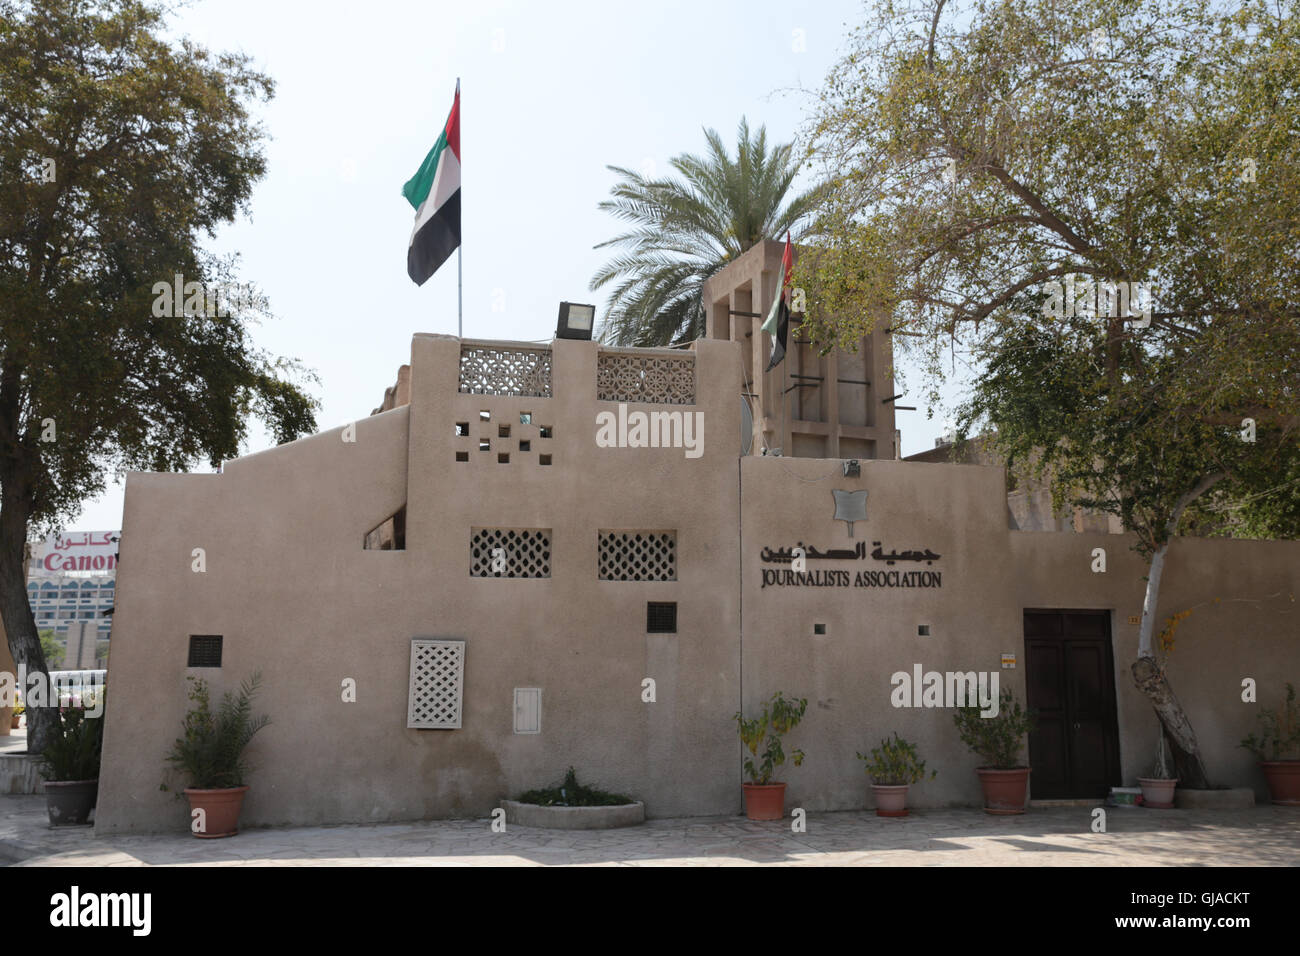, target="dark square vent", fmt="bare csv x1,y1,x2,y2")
188,635,223,667
647,602,677,634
